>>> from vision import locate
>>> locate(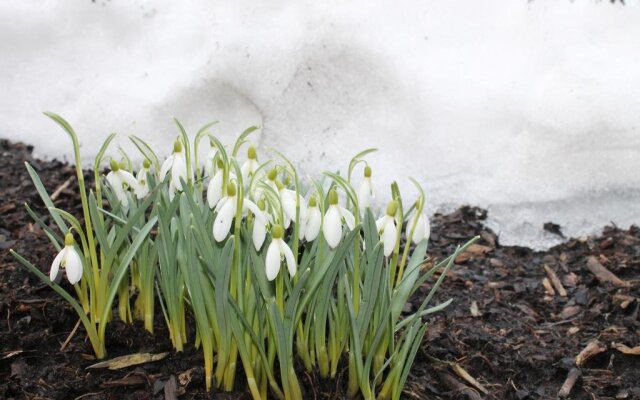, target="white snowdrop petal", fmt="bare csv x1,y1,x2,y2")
168,182,176,201
204,148,217,177
421,216,431,242
135,167,150,199
280,240,297,278
214,193,228,212
119,170,139,191
341,207,356,231
240,160,251,181
297,194,307,222
280,190,297,222
410,214,424,244
265,240,281,281
213,197,236,242
305,208,322,241
283,216,291,230
159,155,174,180
253,220,266,251
50,248,65,282
243,199,261,218
105,171,120,190
382,220,397,256
65,247,84,284
323,206,342,248
207,171,223,208
135,184,149,200
376,216,387,232
358,180,371,209
171,154,187,191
